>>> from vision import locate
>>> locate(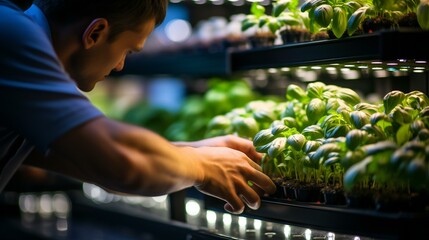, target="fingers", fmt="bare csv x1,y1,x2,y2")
194,145,274,214
222,170,272,213
224,202,244,214
235,151,275,195
221,186,245,214
224,179,265,213
223,187,260,213
229,151,275,210
225,135,263,164
197,181,246,215
246,169,277,195
248,180,266,196
243,146,263,164
239,182,261,210
245,157,263,172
